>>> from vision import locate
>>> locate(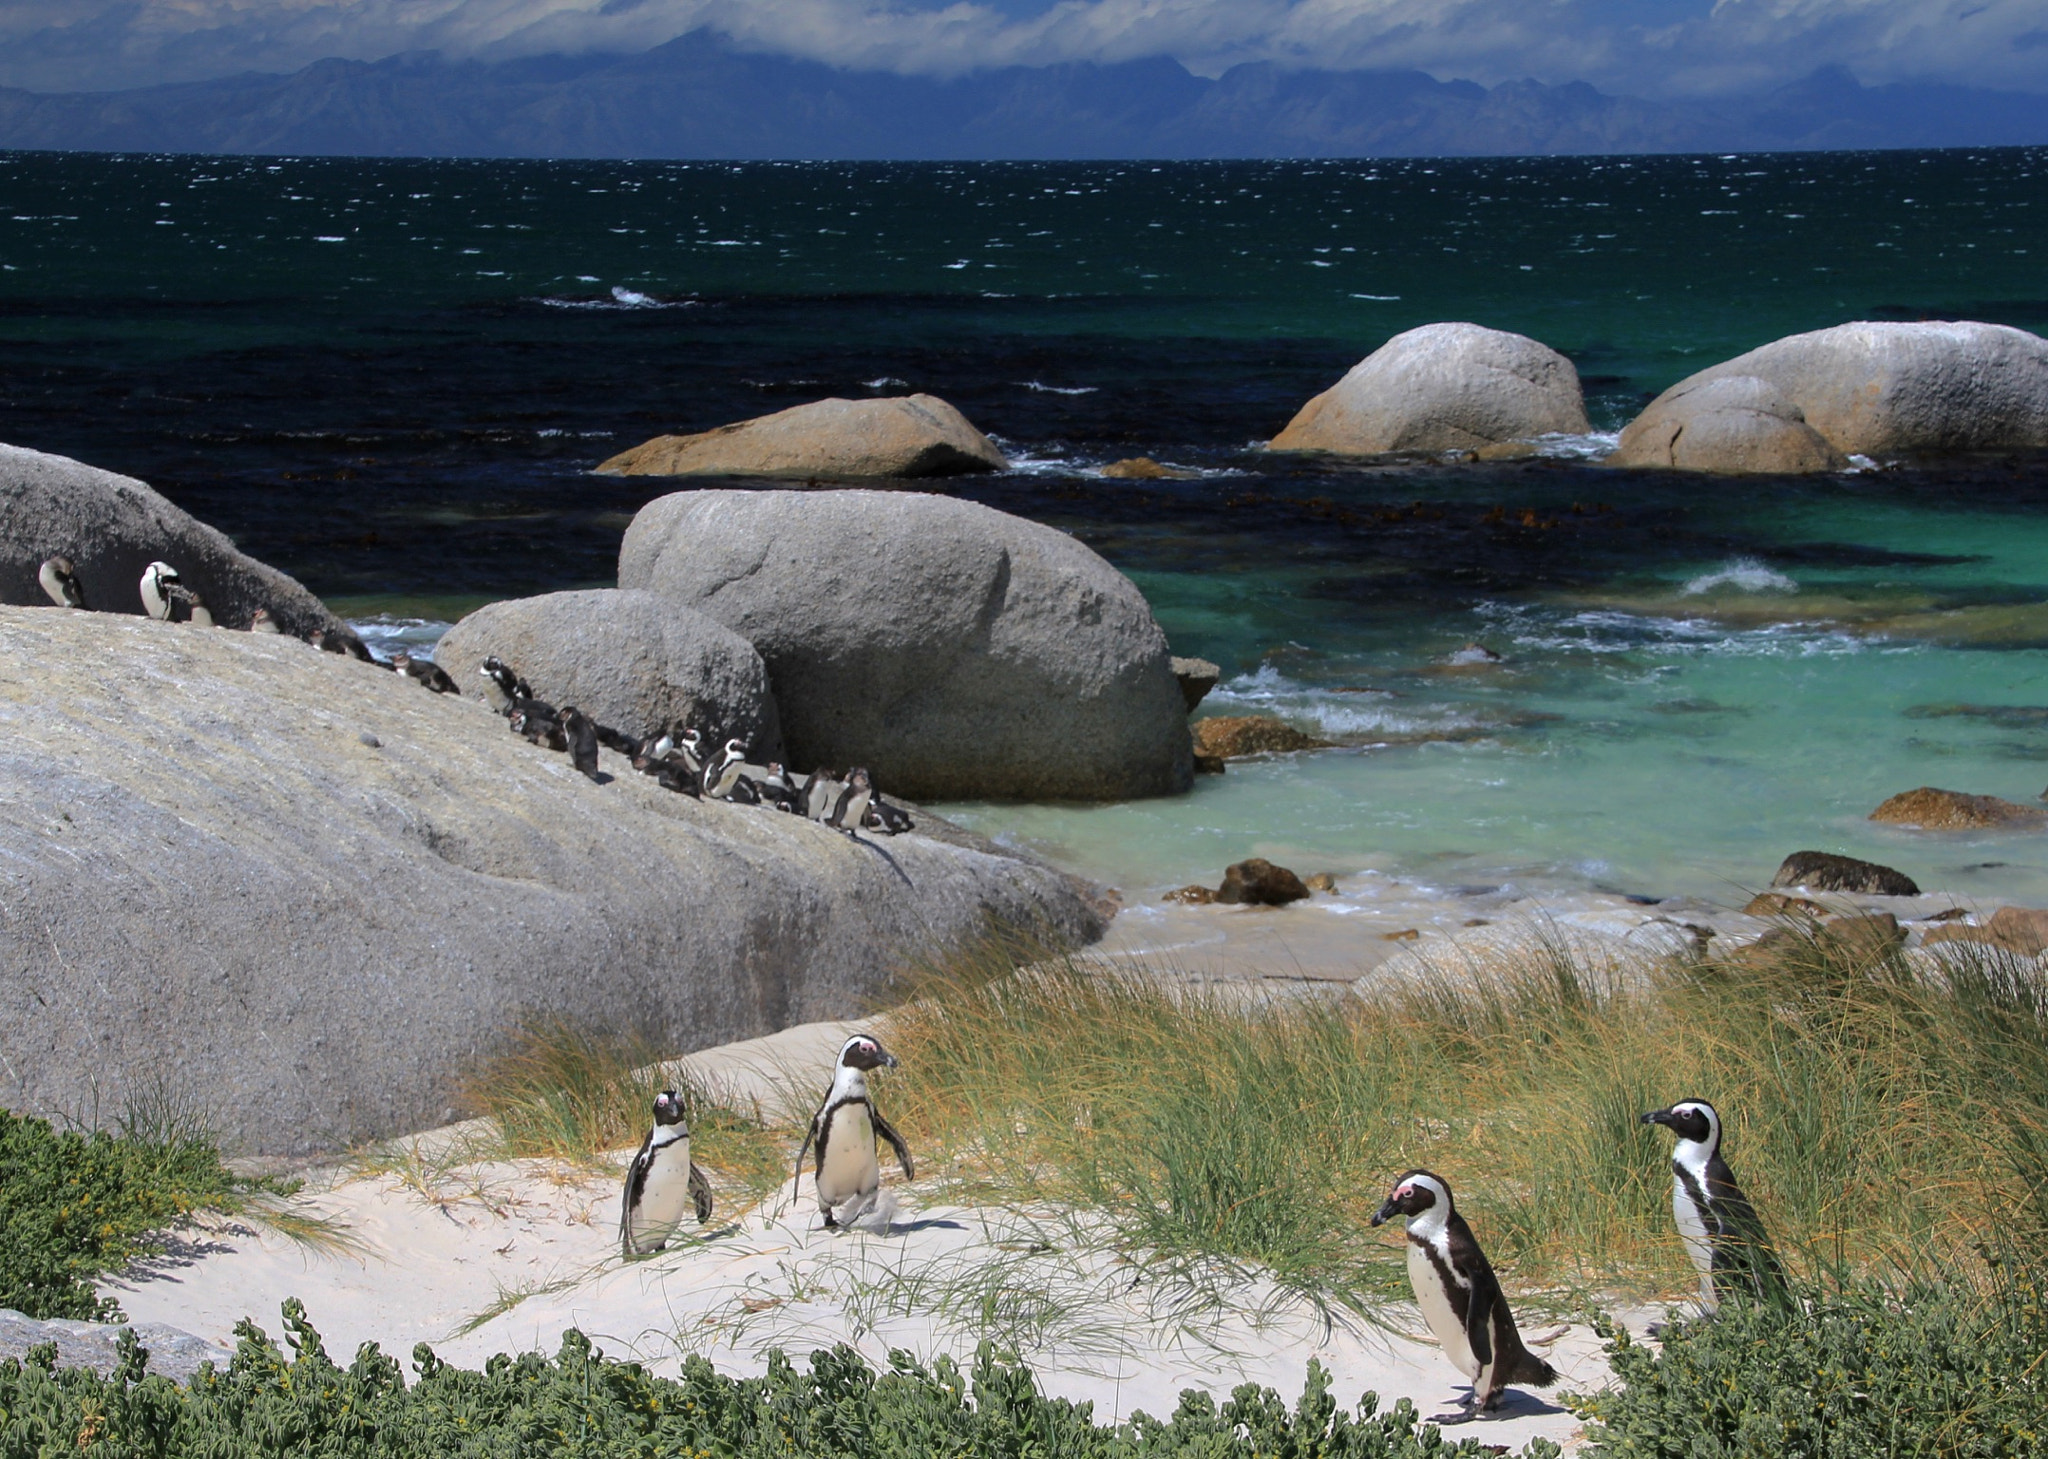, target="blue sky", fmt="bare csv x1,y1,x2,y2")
1,0,2043,97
